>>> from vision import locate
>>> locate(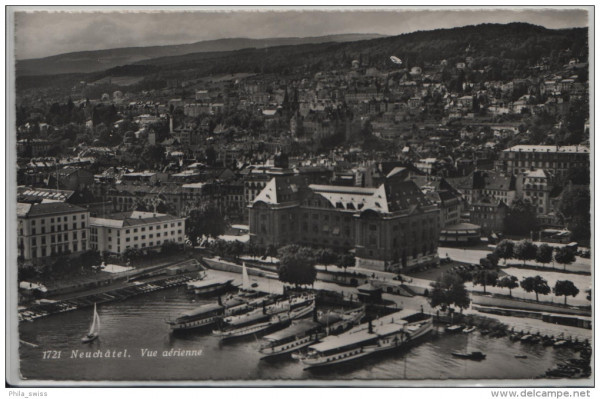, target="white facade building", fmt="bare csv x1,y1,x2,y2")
89,211,186,254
